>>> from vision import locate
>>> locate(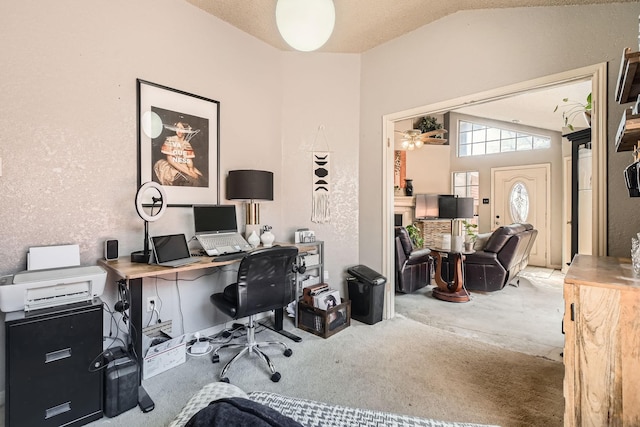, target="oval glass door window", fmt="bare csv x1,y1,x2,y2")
509,182,529,223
